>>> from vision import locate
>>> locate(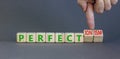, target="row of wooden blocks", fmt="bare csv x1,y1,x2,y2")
17,30,103,43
